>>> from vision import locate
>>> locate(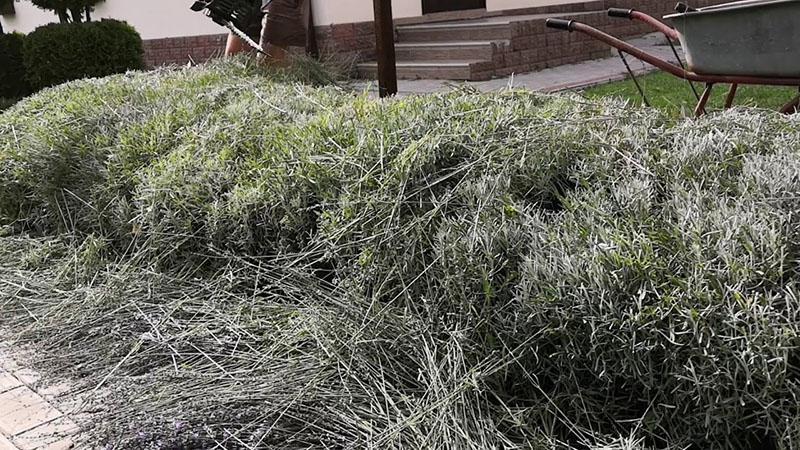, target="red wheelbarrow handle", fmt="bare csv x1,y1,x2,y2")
544,18,800,87
607,8,679,41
